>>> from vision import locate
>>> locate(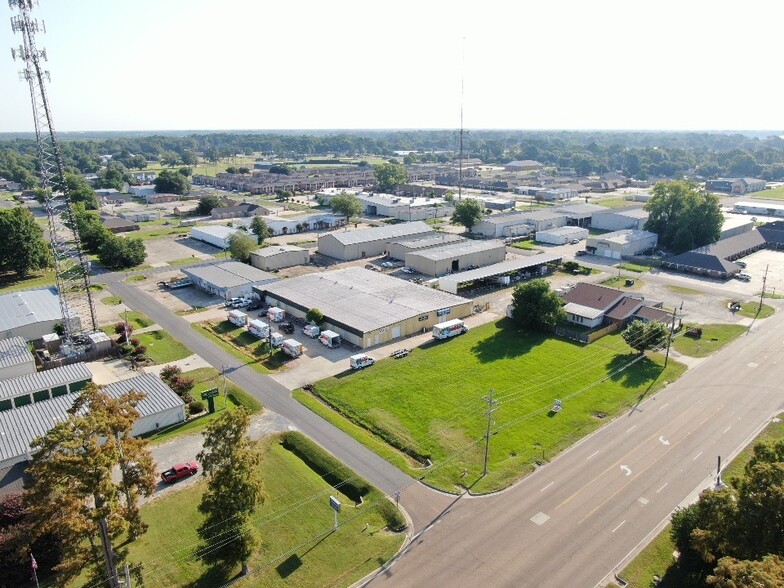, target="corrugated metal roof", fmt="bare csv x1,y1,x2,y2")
183,261,279,289
564,302,604,320
0,288,73,333
555,203,610,215
262,268,470,333
324,221,433,245
102,374,184,417
407,240,505,262
438,253,563,291
252,245,307,258
388,234,463,250
0,337,34,369
594,229,657,245
593,207,648,219
479,210,566,225
0,363,92,401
